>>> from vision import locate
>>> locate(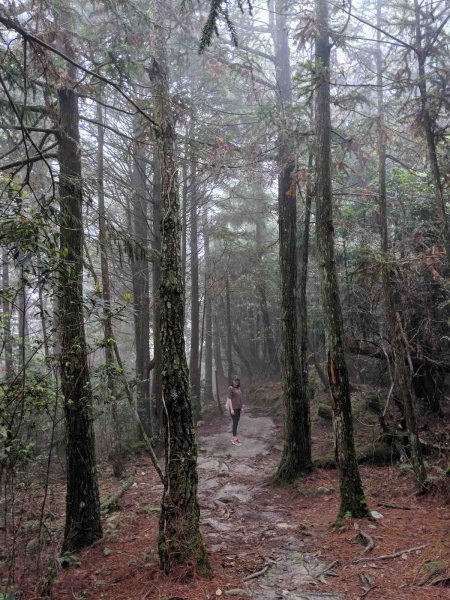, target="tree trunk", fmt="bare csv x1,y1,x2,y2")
376,9,428,488
314,0,369,519
181,153,188,292
189,156,201,419
148,5,210,576
203,210,214,405
151,156,163,434
298,153,313,393
96,101,124,478
272,0,312,480
58,57,102,552
131,116,151,435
